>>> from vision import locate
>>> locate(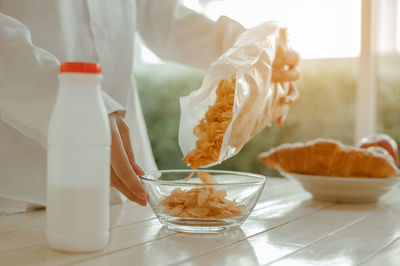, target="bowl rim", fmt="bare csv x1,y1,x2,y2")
139,169,267,186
